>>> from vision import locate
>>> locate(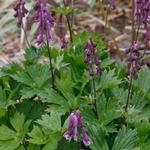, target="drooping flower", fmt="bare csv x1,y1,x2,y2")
82,128,92,146
126,42,141,80
84,38,102,77
64,110,92,146
60,37,68,49
64,112,78,141
14,0,28,27
111,0,116,9
27,0,54,47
